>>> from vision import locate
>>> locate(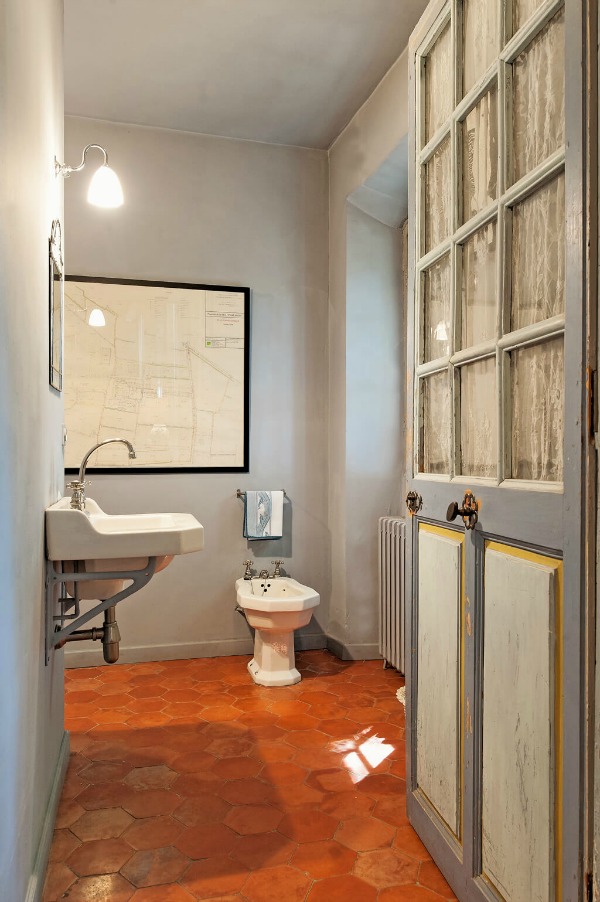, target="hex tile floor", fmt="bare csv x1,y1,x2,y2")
43,651,457,901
